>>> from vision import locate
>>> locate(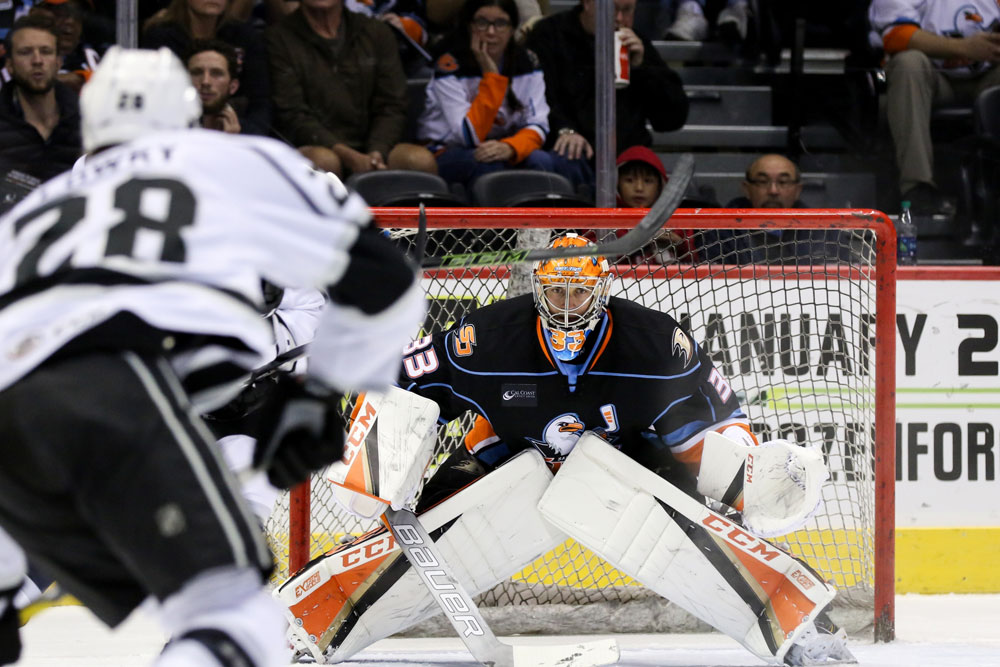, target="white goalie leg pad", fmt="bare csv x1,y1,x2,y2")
327,387,440,519
275,449,565,664
698,431,829,538
539,433,836,665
